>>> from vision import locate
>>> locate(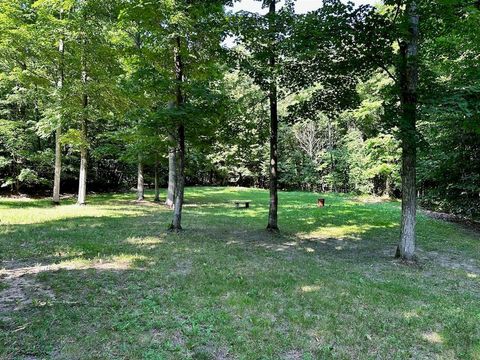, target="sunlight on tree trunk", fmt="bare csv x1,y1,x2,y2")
53,15,64,205
53,126,62,204
77,44,88,206
166,135,176,208
137,155,144,201
77,119,88,206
